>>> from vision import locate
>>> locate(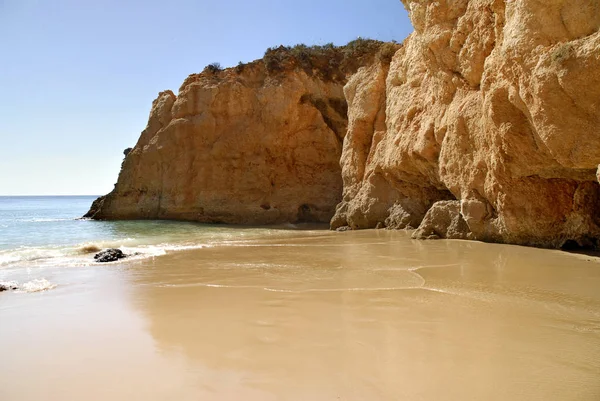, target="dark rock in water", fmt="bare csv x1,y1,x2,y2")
94,248,126,263
0,284,18,292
